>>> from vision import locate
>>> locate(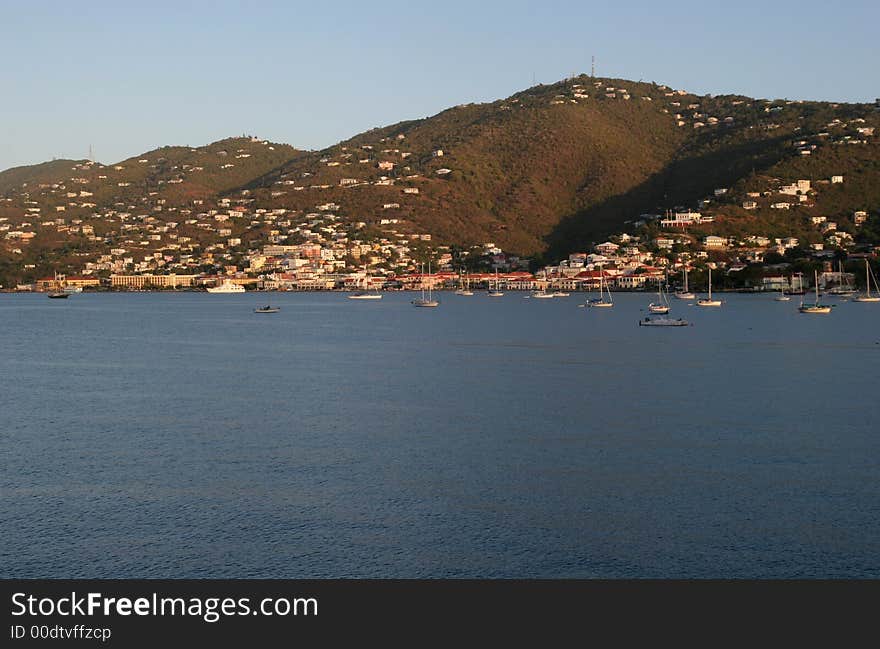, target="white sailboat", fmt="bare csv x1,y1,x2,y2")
348,274,383,299
530,277,555,298
487,270,504,297
47,272,69,299
774,285,791,301
412,262,440,307
648,276,670,313
799,270,832,313
696,268,722,306
454,270,474,296
586,264,613,307
827,260,857,297
674,267,695,299
852,259,880,303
